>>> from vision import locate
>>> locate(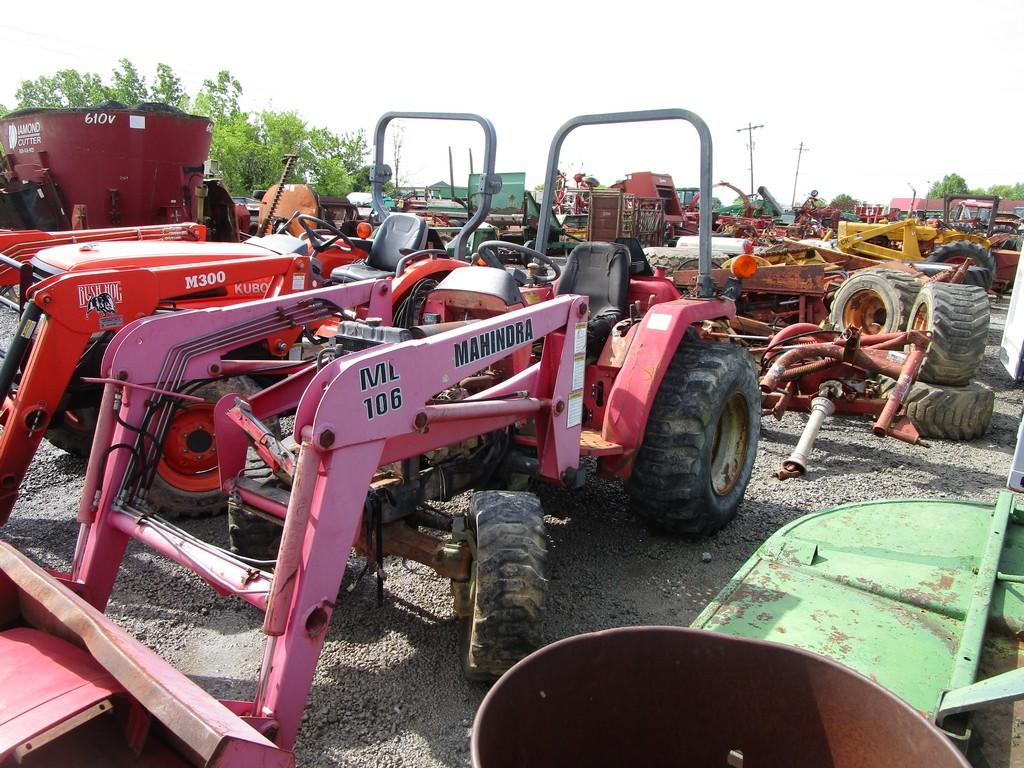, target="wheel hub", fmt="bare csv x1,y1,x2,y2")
710,392,750,497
